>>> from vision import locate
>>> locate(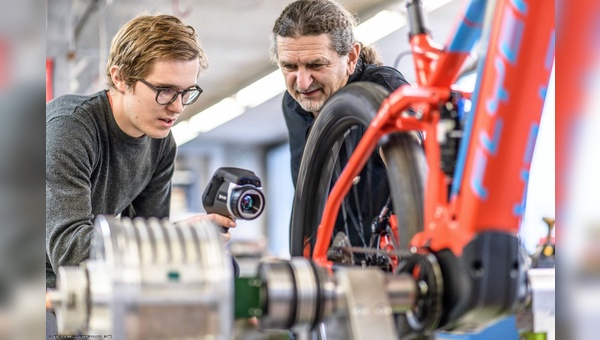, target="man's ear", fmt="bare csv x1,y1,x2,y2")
110,66,128,92
346,42,361,75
